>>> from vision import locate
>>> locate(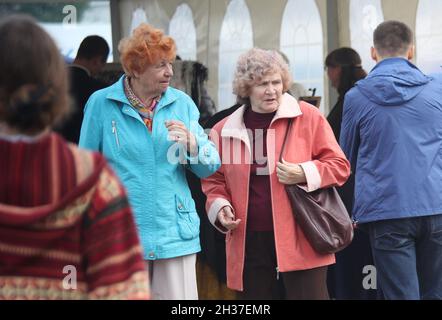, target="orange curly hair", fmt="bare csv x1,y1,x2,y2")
118,23,176,77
